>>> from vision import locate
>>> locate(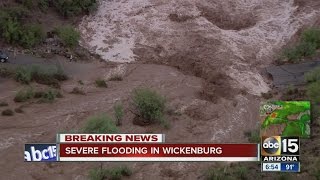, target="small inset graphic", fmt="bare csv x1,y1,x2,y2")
260,101,311,138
